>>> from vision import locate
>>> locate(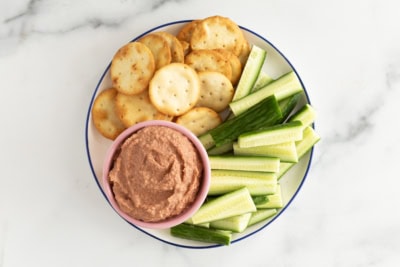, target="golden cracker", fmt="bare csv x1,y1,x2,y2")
110,42,155,95
180,40,190,56
190,15,245,56
153,31,185,63
91,88,126,140
149,63,200,116
176,107,222,136
196,71,234,112
185,49,232,81
238,39,251,67
177,20,201,43
214,49,242,86
115,90,172,127
138,33,171,70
